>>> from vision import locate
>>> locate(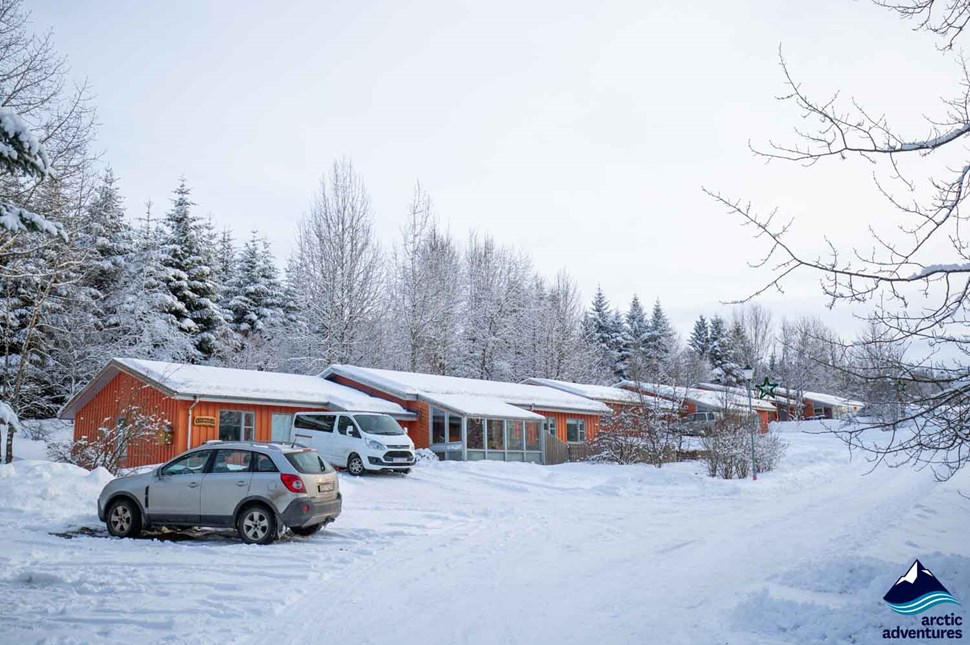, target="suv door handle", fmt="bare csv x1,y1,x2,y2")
187,482,200,488
236,481,247,487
